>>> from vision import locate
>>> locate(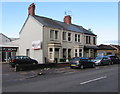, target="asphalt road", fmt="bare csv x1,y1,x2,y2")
2,64,119,92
